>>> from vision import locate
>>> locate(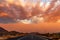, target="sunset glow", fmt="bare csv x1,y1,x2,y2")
0,0,60,33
